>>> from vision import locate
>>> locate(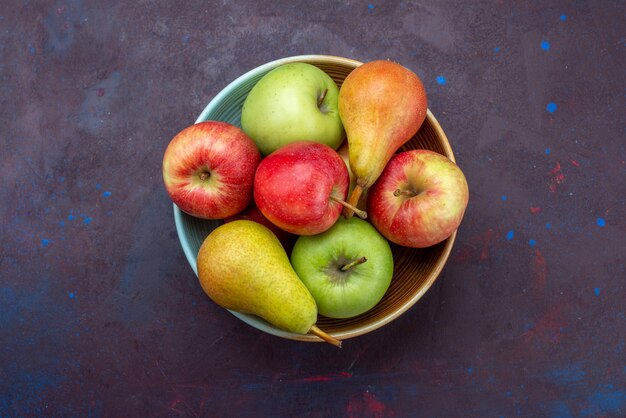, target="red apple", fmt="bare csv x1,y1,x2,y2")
162,121,261,219
368,150,469,248
223,203,297,254
254,141,364,235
